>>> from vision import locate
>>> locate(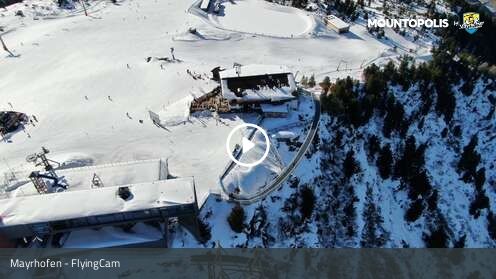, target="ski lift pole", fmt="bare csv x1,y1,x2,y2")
360,58,366,69
0,35,15,57
170,47,175,61
2,158,16,181
80,0,88,16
